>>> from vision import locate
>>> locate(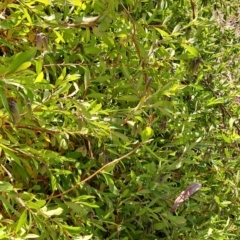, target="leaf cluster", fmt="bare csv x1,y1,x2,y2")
0,0,239,239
